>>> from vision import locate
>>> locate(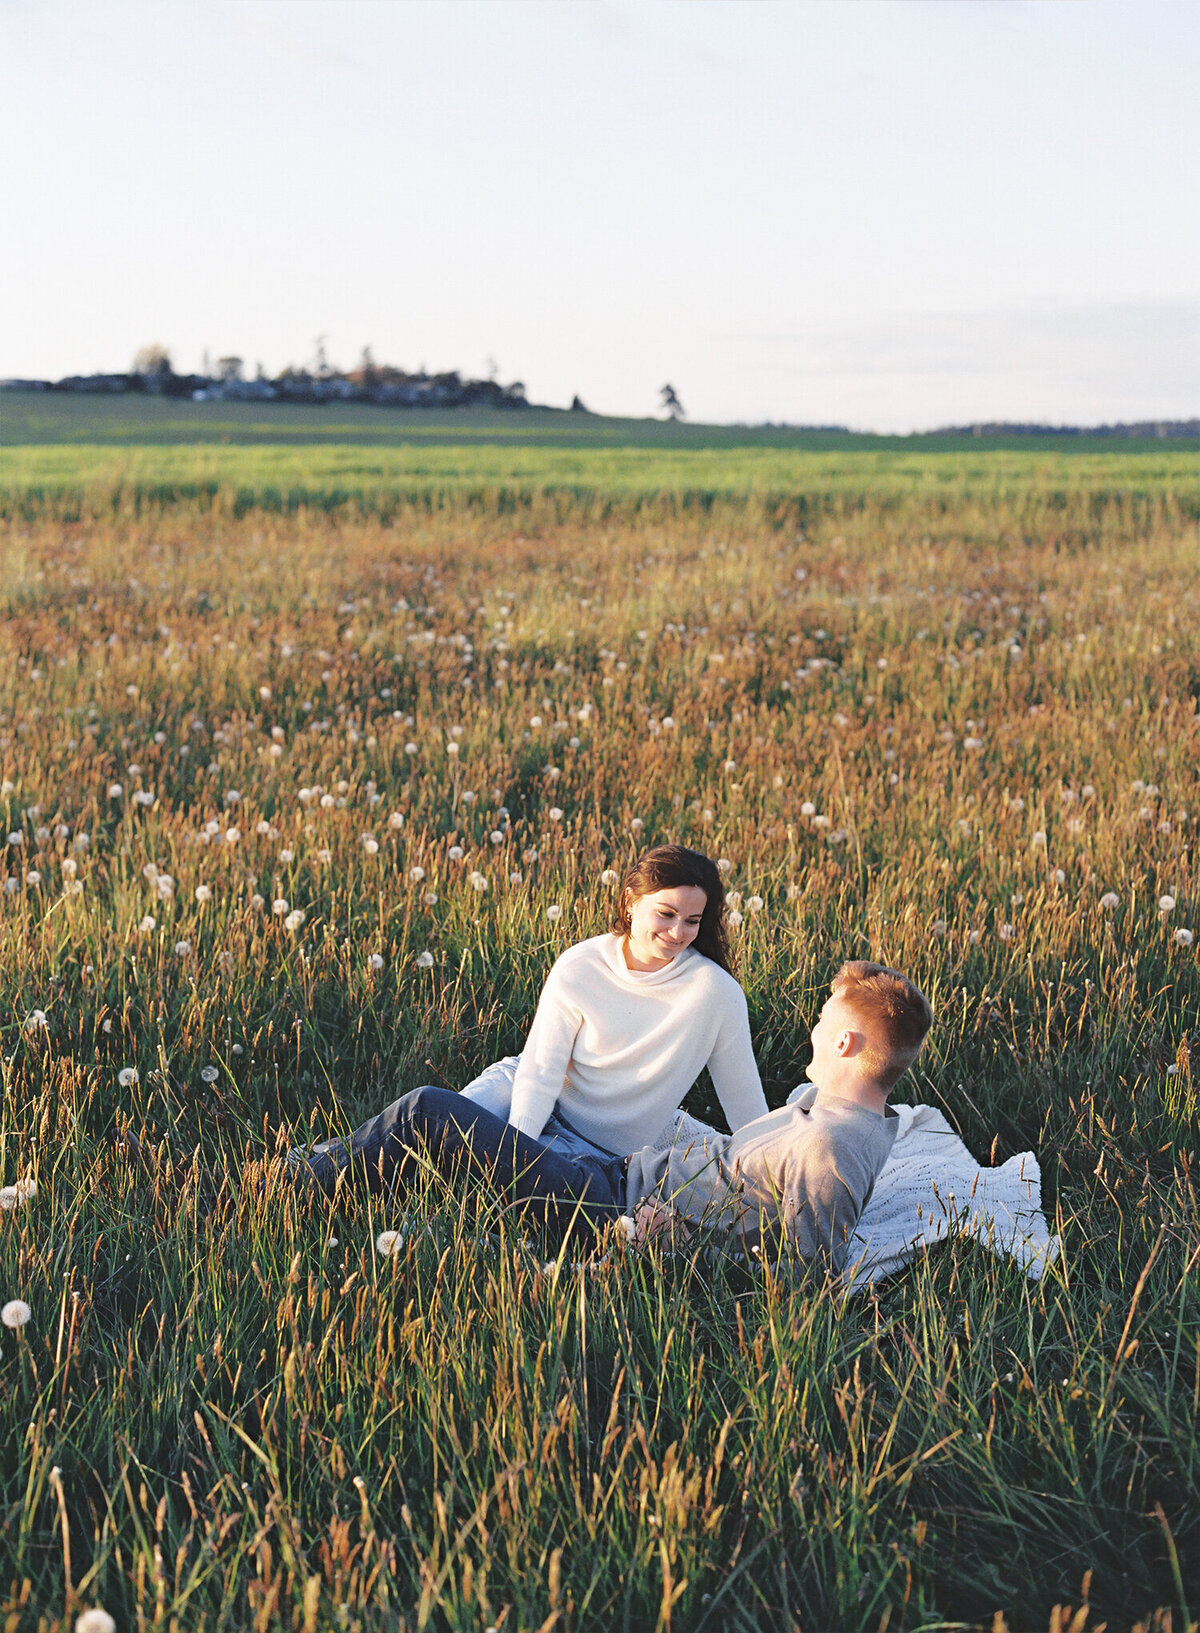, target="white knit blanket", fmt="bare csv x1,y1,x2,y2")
460,1058,1061,1285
